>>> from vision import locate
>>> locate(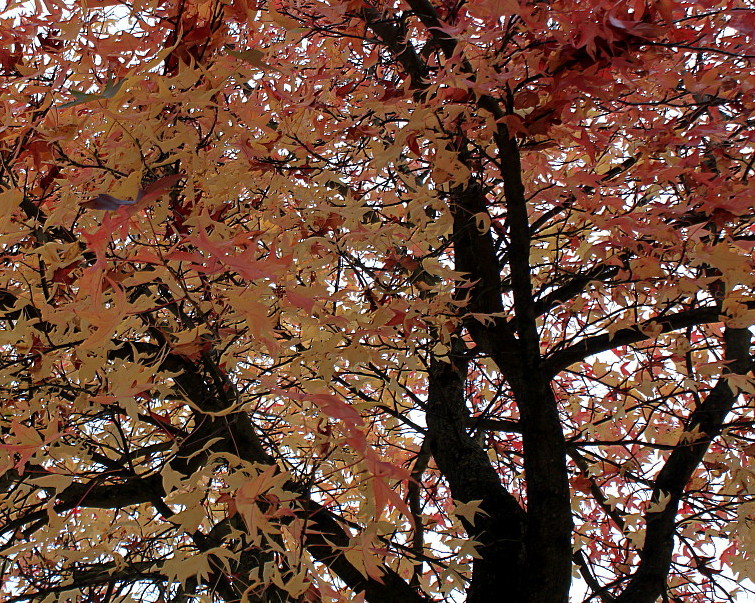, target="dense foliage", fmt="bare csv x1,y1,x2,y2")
0,0,753,601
